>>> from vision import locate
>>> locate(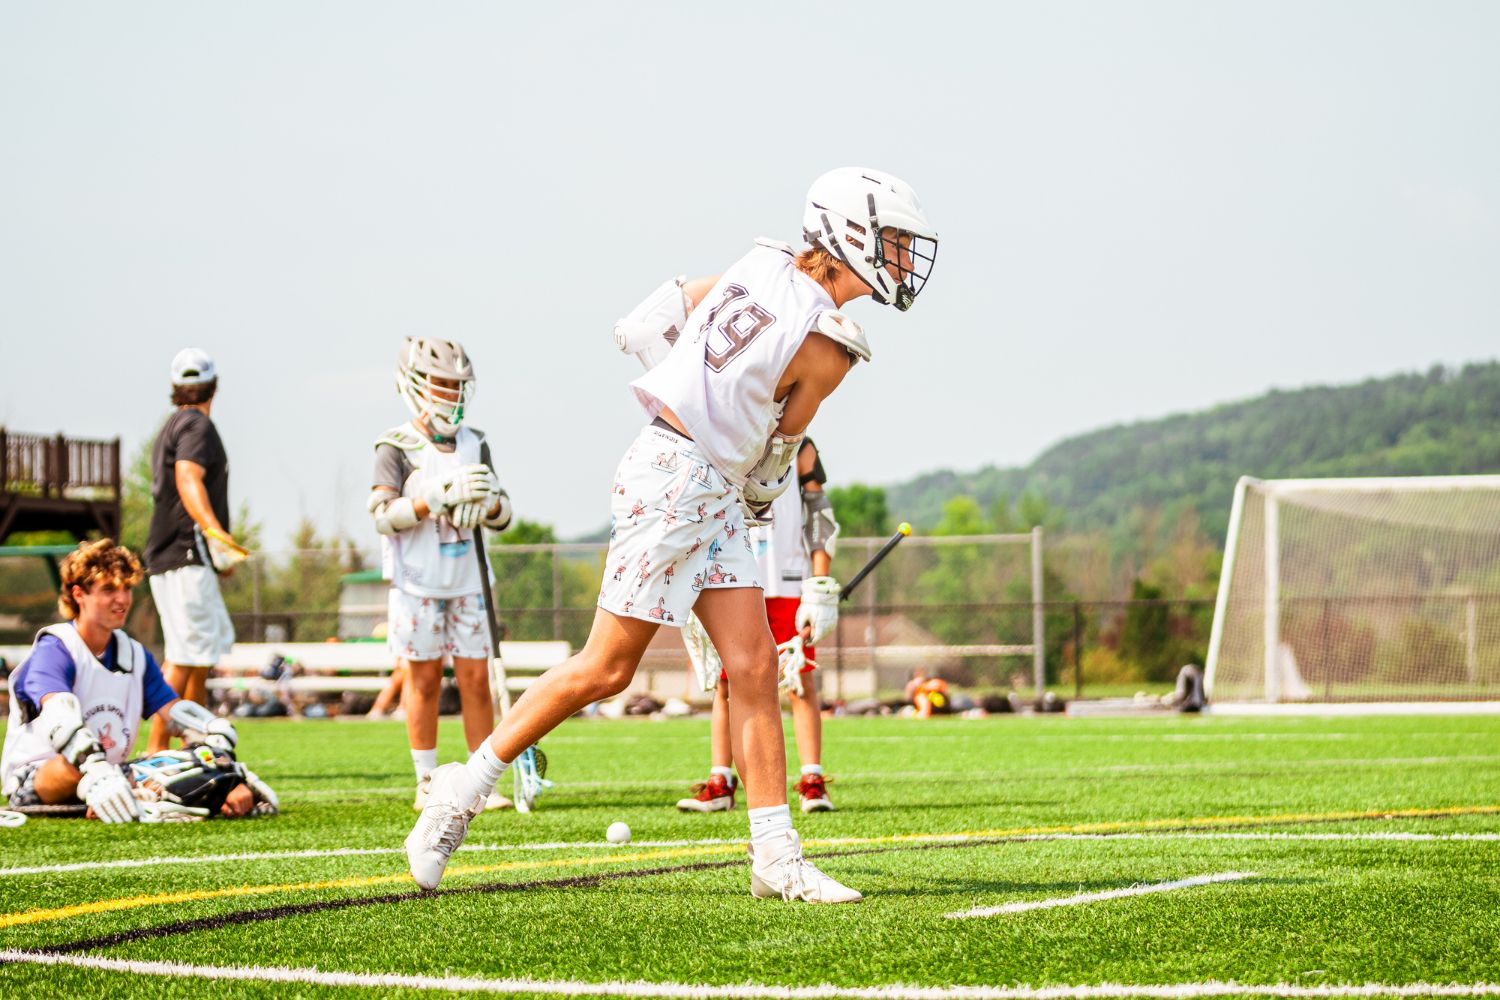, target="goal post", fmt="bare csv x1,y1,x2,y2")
1206,475,1500,707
